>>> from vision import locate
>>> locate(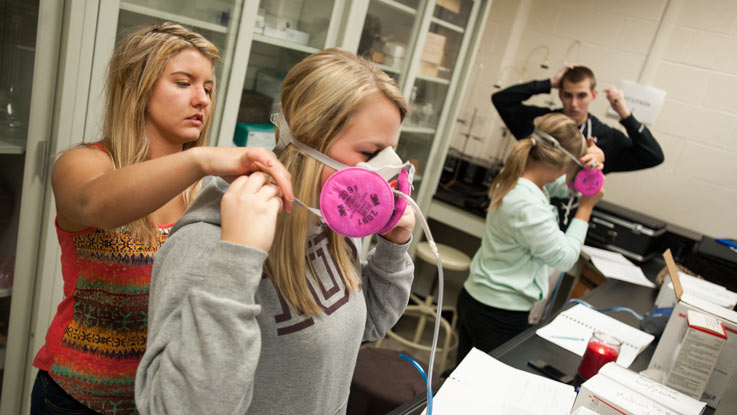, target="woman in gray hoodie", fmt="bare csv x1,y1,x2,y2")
136,48,416,415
